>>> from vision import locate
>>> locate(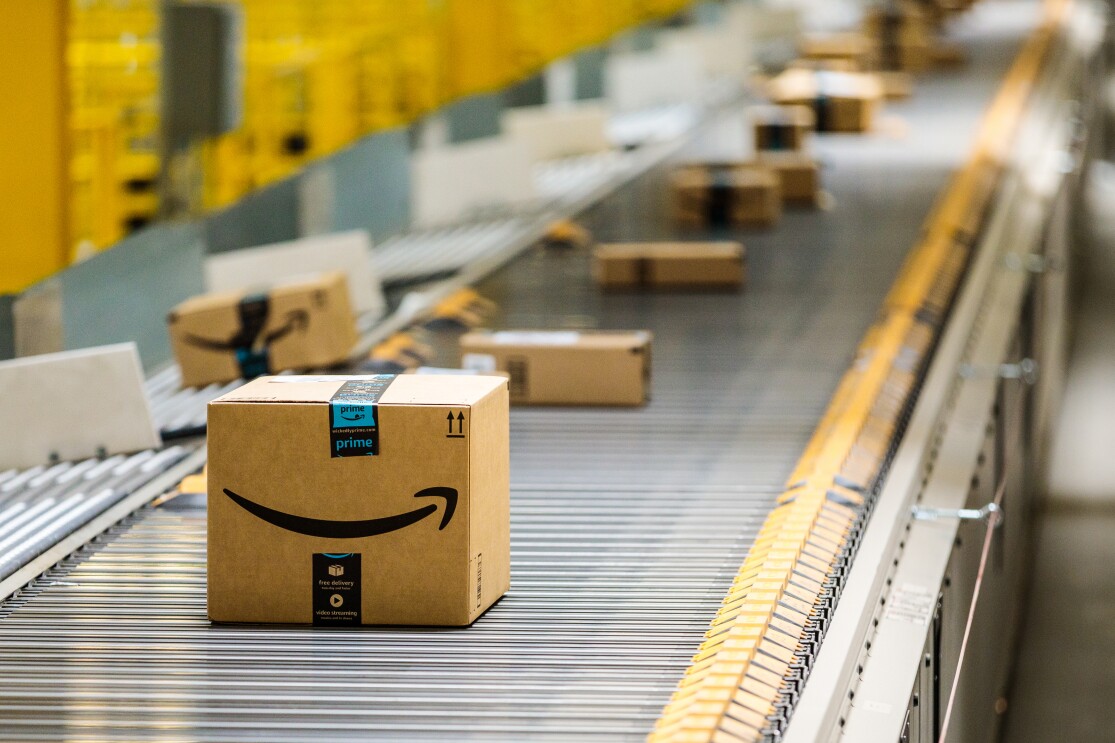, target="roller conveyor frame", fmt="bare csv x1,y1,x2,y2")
0,2,1097,736
0,92,738,598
